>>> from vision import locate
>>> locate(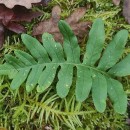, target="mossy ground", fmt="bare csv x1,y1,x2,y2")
0,0,130,130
